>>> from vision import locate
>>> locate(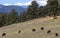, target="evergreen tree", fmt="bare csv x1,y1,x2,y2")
8,9,19,25
0,14,7,27
19,0,39,22
47,0,58,19
27,0,39,18
38,6,46,17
